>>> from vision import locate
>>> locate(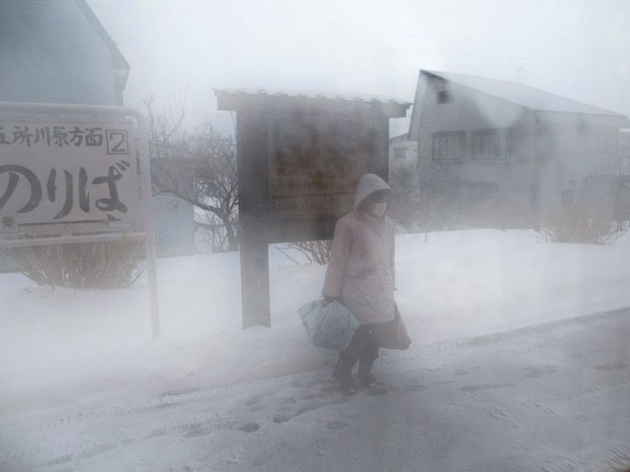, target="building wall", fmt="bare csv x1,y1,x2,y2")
389,135,418,171
412,74,628,225
0,0,197,266
414,75,540,224
152,195,196,257
0,0,124,106
534,117,628,218
620,129,630,175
